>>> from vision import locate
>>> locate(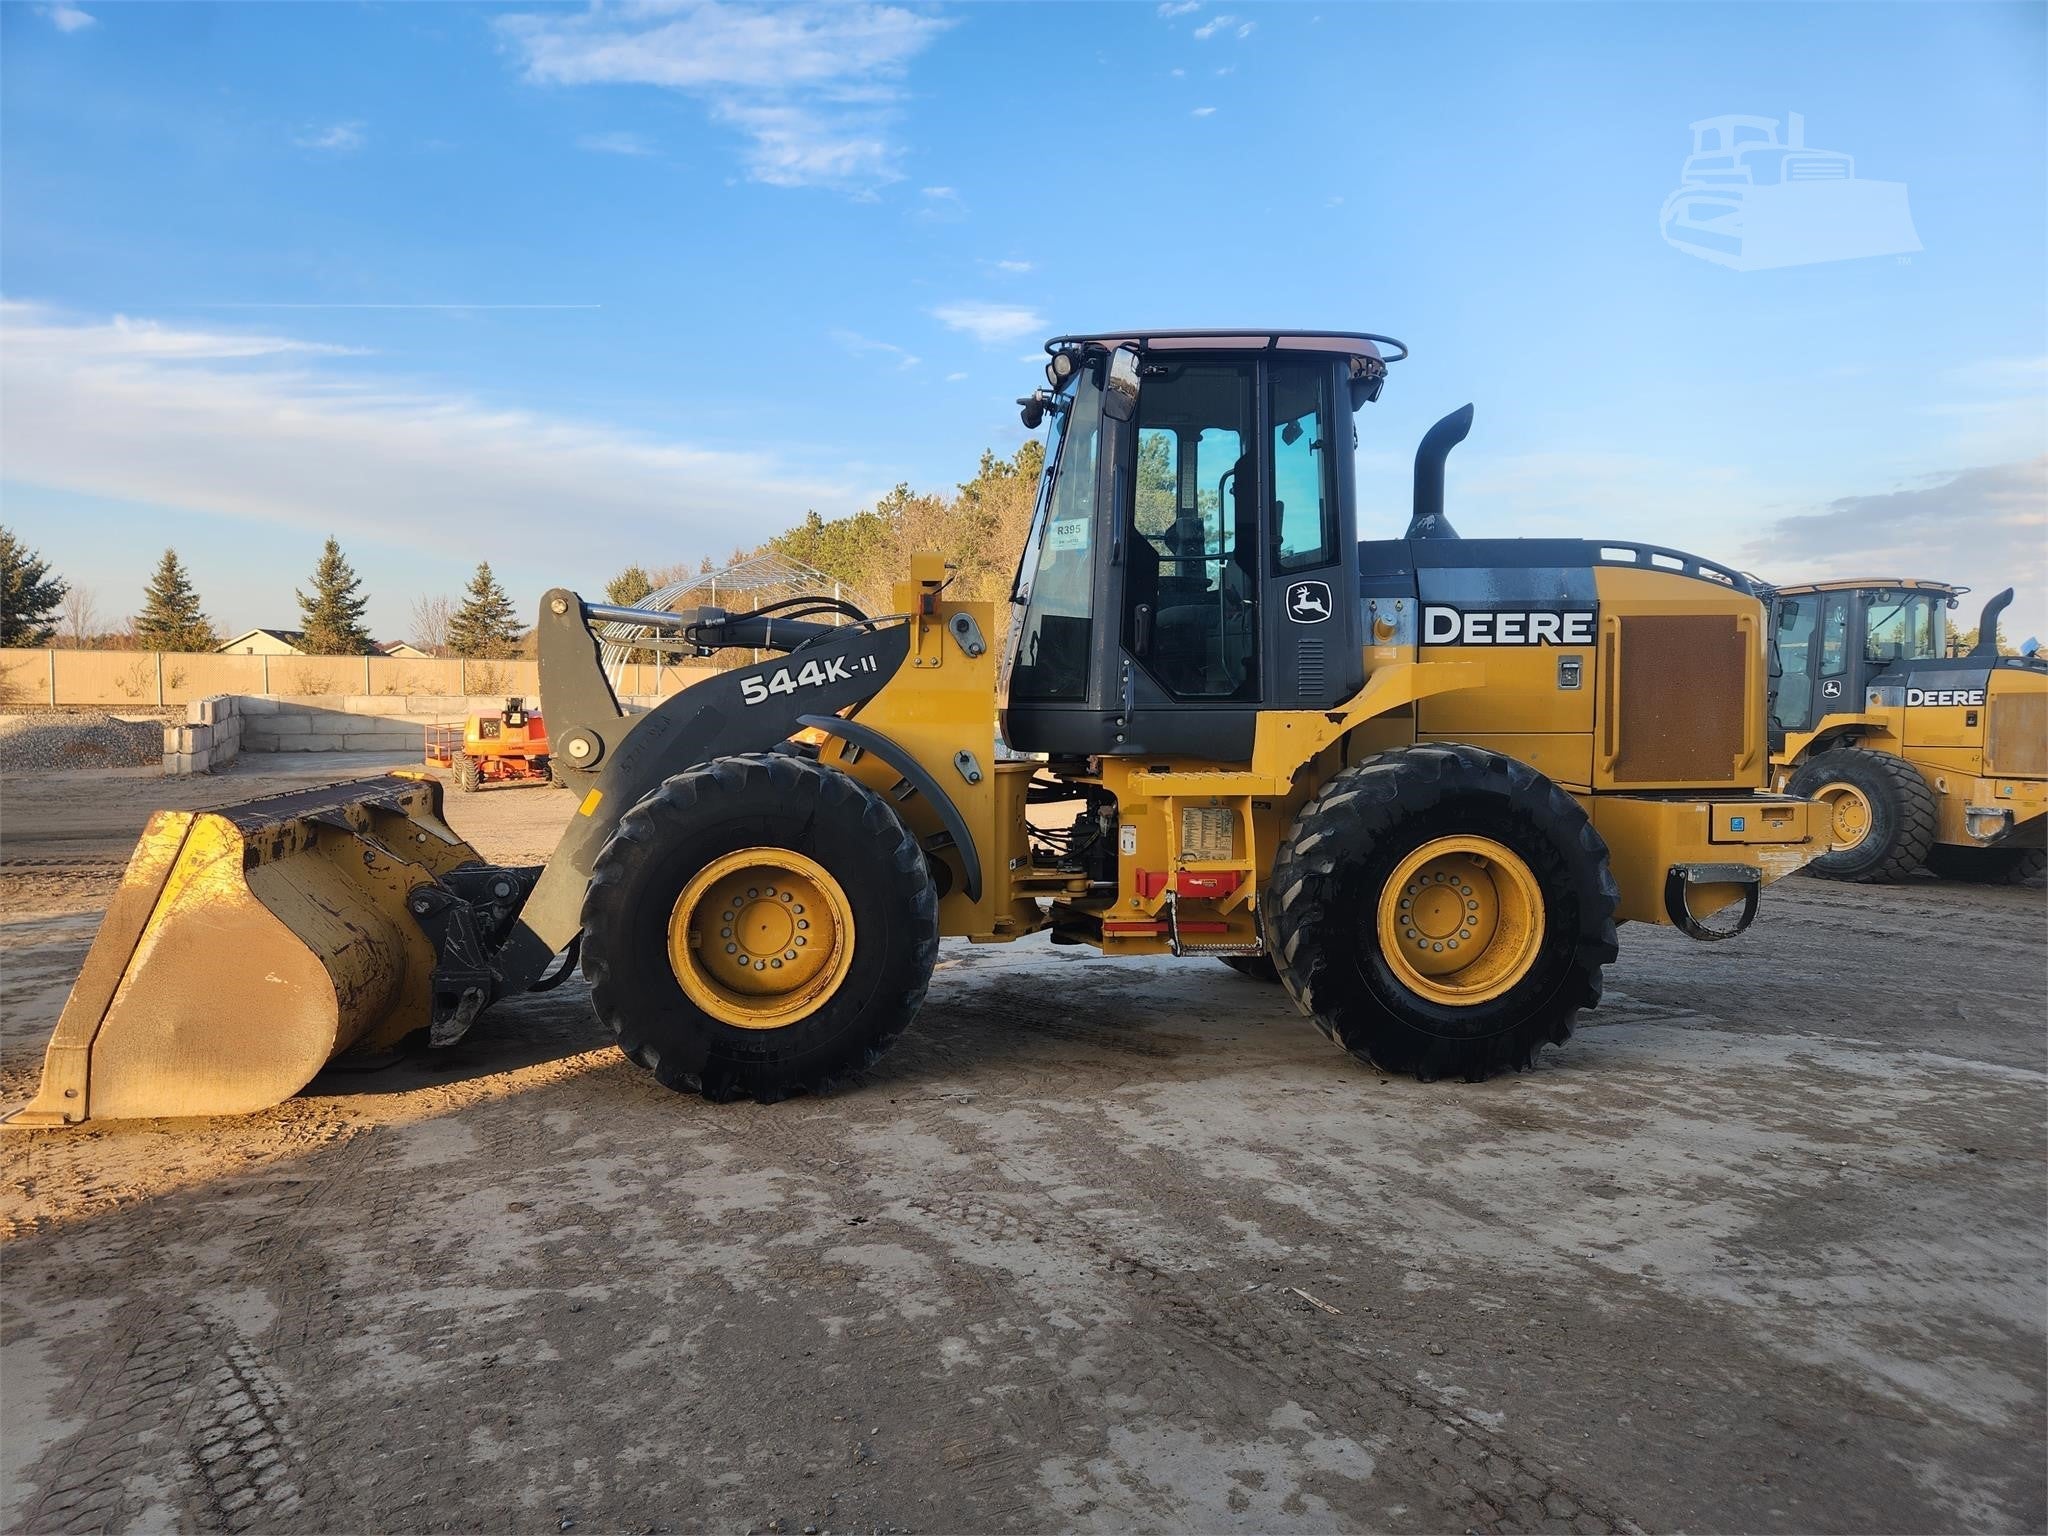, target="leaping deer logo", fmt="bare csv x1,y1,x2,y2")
1288,581,1332,623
